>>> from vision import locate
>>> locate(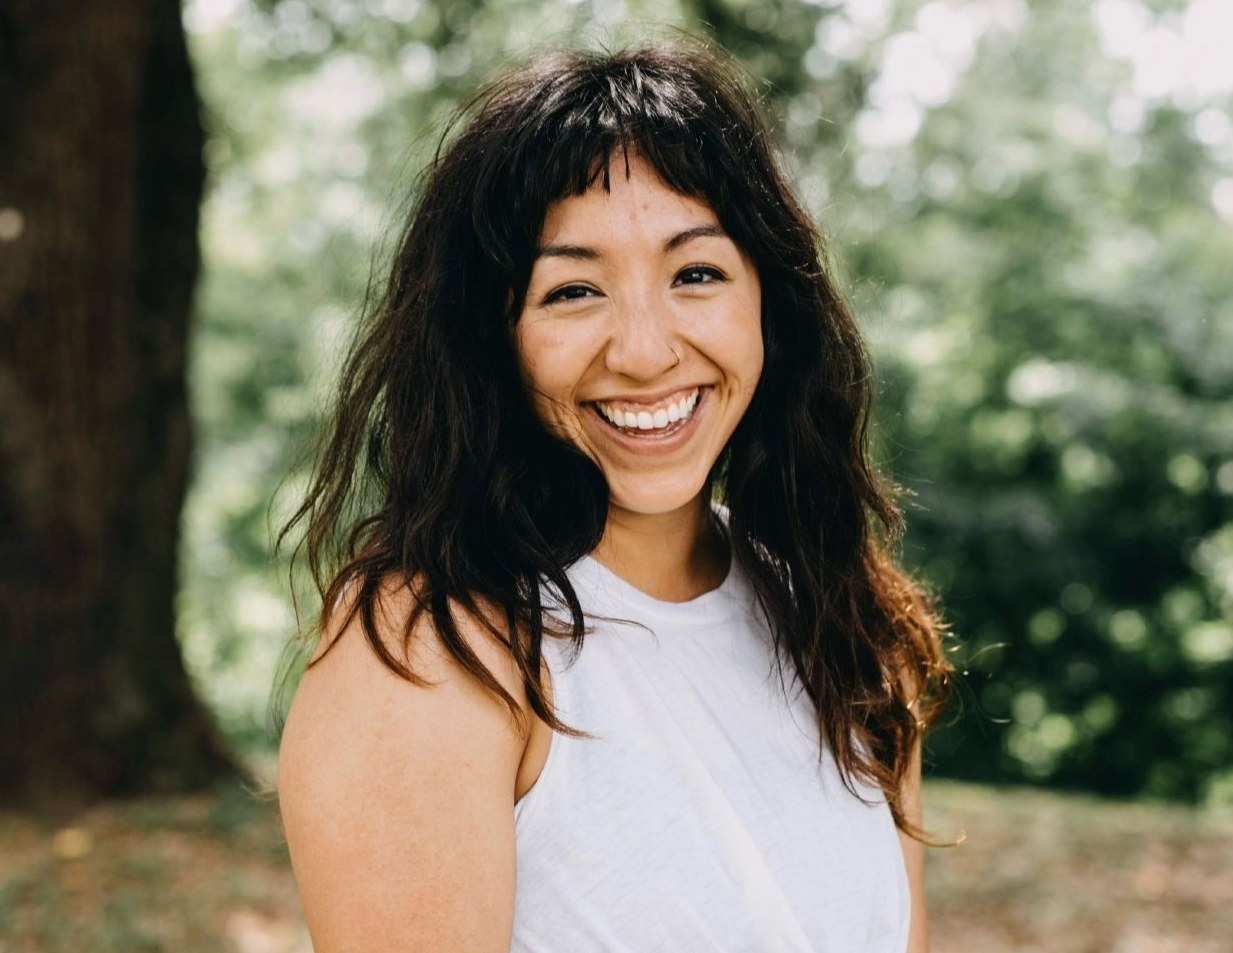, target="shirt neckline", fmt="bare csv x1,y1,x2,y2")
573,544,742,626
